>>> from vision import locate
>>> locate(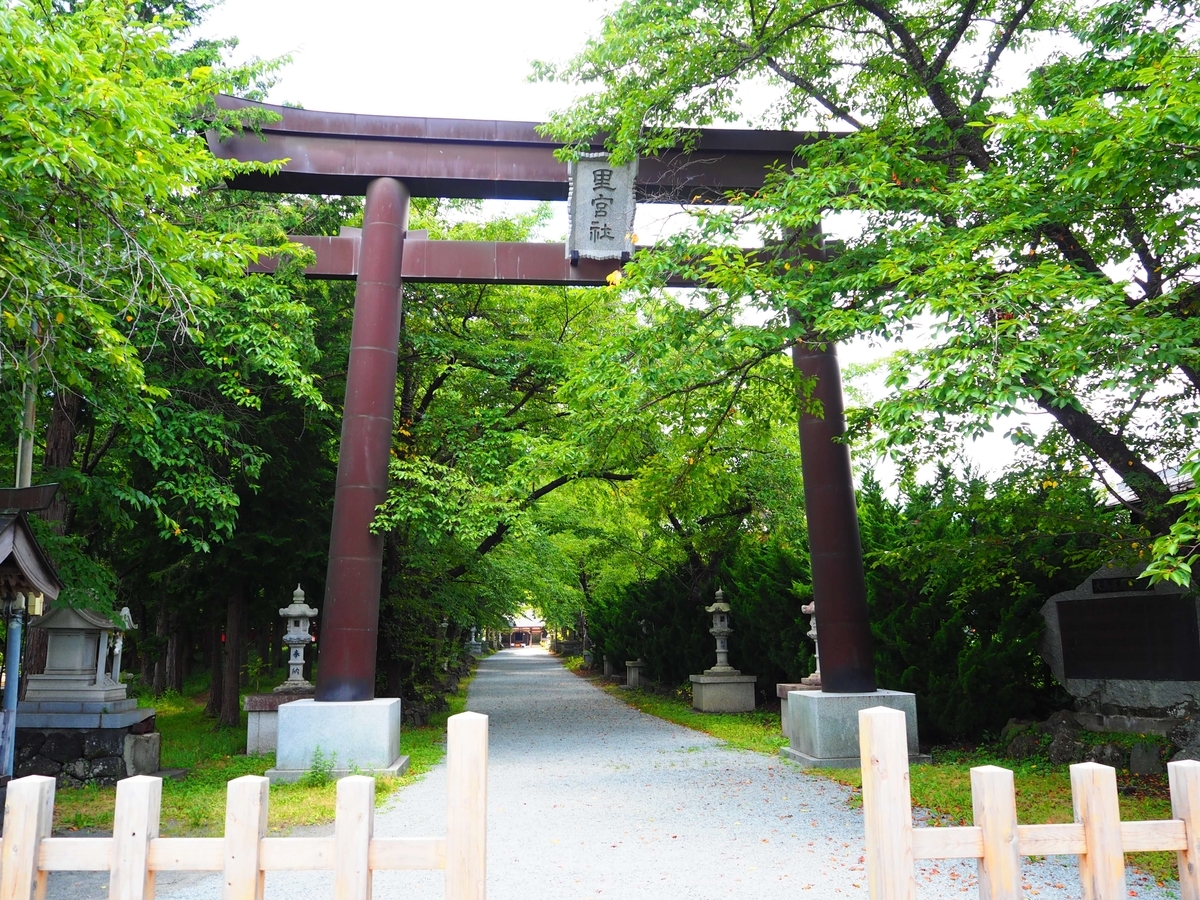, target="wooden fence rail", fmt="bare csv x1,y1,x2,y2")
0,710,488,900
859,706,1200,900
